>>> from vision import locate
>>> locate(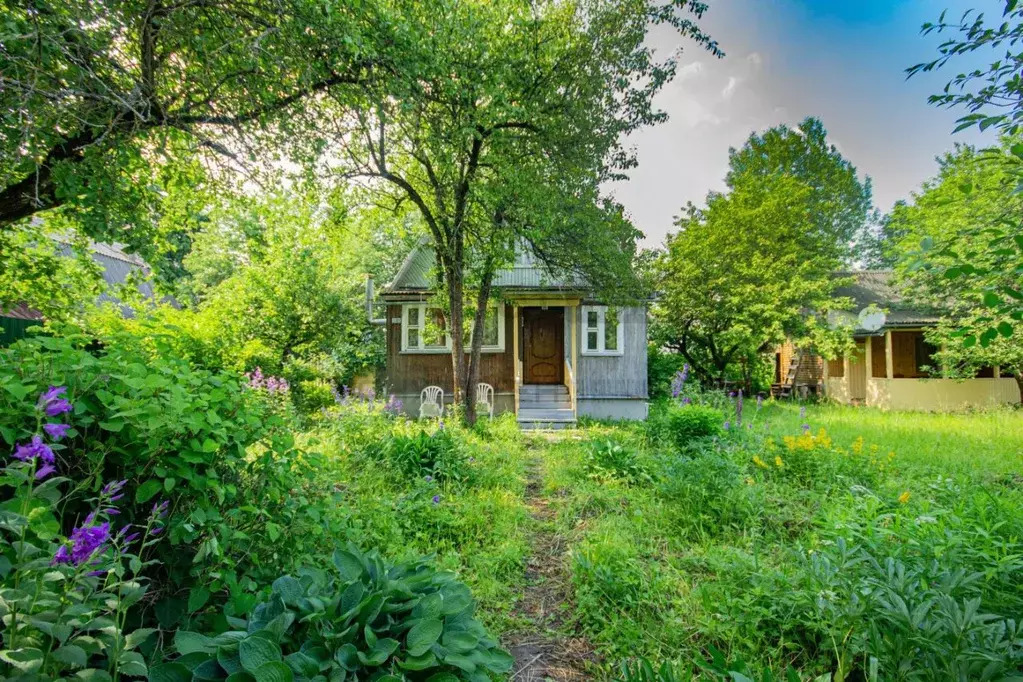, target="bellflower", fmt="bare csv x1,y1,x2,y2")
432,495,441,504
35,463,57,480
13,435,56,464
43,423,71,440
723,421,730,431
53,513,111,566
799,406,807,420
37,386,72,416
